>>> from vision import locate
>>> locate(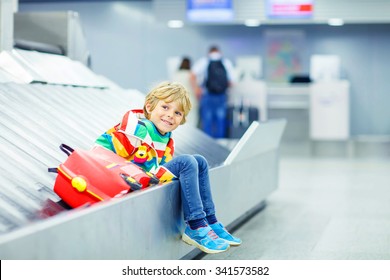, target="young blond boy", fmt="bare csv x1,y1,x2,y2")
96,81,241,253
